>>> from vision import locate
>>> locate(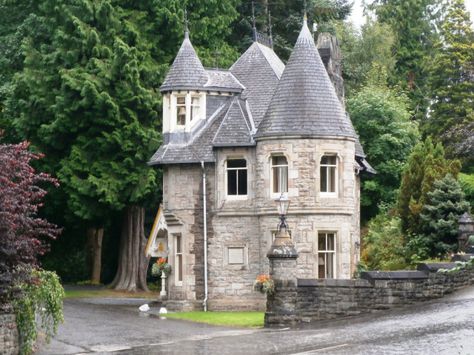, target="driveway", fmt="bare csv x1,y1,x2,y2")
38,286,474,354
